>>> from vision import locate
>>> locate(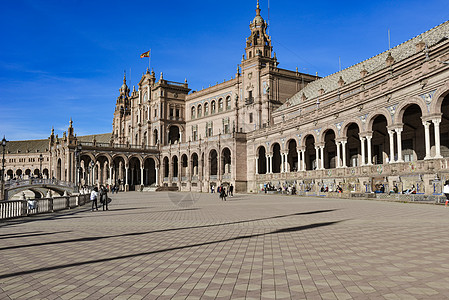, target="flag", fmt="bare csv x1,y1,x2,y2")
140,50,150,58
